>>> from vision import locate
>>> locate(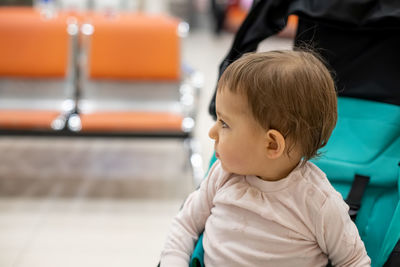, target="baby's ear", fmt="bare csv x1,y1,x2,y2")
264,129,285,159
